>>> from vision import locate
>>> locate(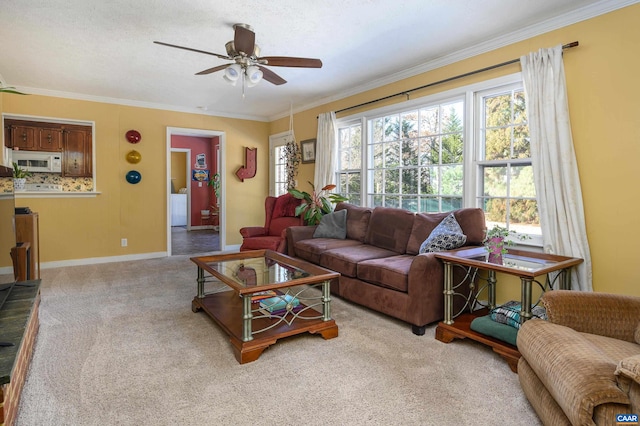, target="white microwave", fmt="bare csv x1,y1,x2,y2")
12,150,62,173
